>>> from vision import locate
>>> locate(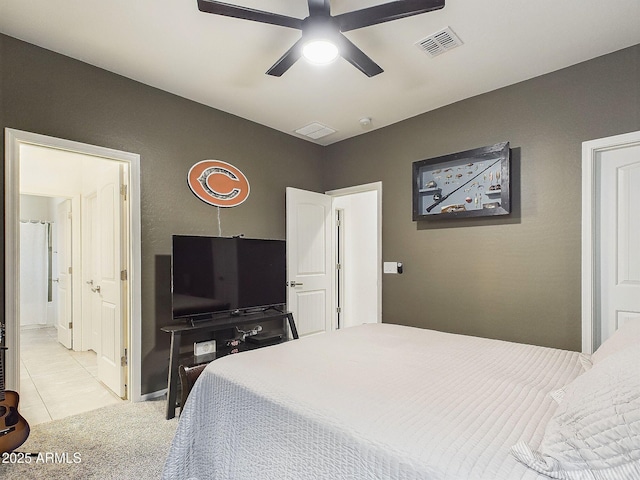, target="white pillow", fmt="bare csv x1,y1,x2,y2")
591,320,640,365
511,345,640,479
